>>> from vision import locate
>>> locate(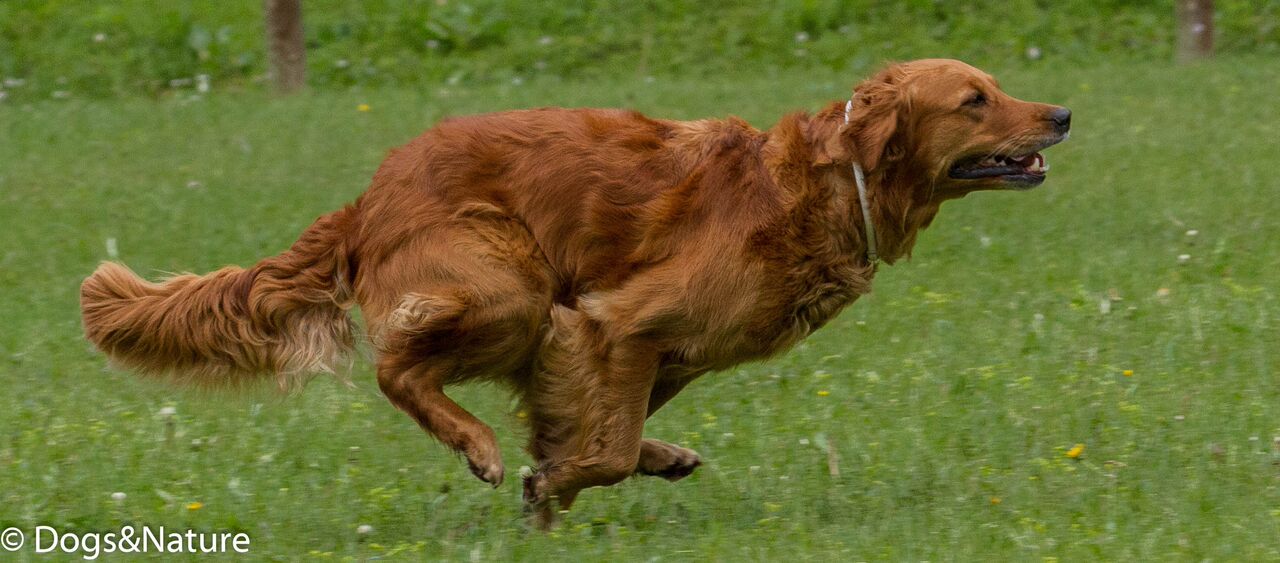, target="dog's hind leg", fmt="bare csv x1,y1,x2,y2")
377,355,505,486
364,210,554,488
